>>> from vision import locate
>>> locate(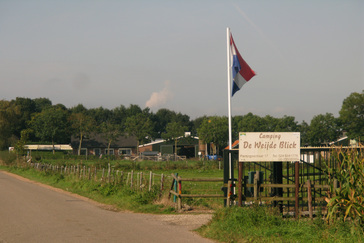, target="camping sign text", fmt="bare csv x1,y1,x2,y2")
239,132,300,162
